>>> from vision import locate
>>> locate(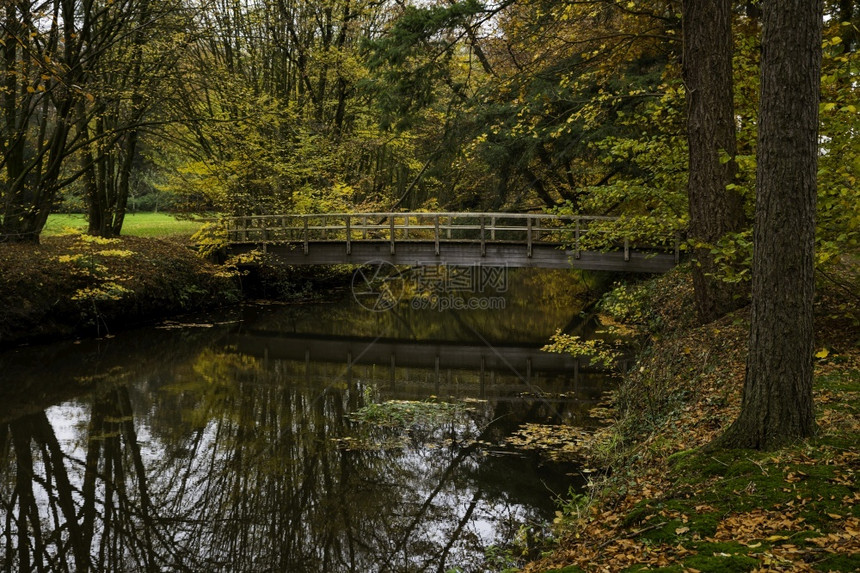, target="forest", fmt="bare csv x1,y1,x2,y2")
1,0,855,249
